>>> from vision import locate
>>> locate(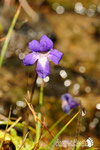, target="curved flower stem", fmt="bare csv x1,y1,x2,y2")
30,72,38,103
23,72,38,138
41,114,67,139
36,80,44,143
74,106,82,150
46,111,79,149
